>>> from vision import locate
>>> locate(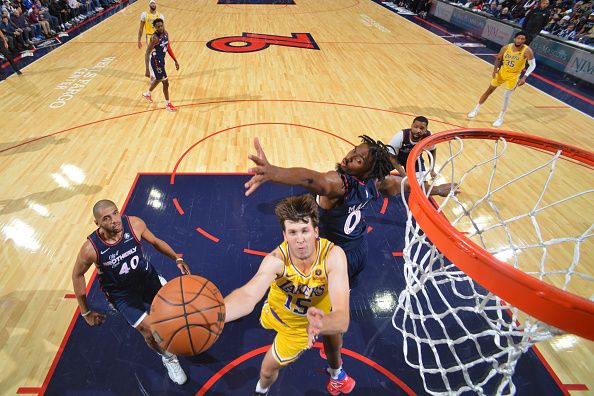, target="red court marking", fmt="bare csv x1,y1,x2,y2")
380,197,389,214
534,105,569,109
243,248,268,256
172,198,184,215
531,73,594,106
63,294,76,299
392,252,403,256
531,344,570,396
563,384,589,391
16,387,42,394
0,99,464,155
367,226,373,233
196,343,416,396
169,122,356,185
413,15,454,35
196,227,220,243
